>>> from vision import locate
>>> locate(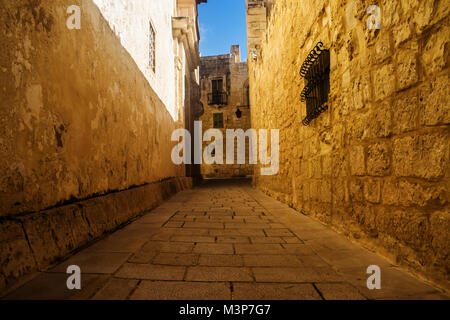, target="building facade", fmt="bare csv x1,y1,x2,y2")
246,0,449,287
199,45,252,178
94,0,205,178
0,0,205,292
